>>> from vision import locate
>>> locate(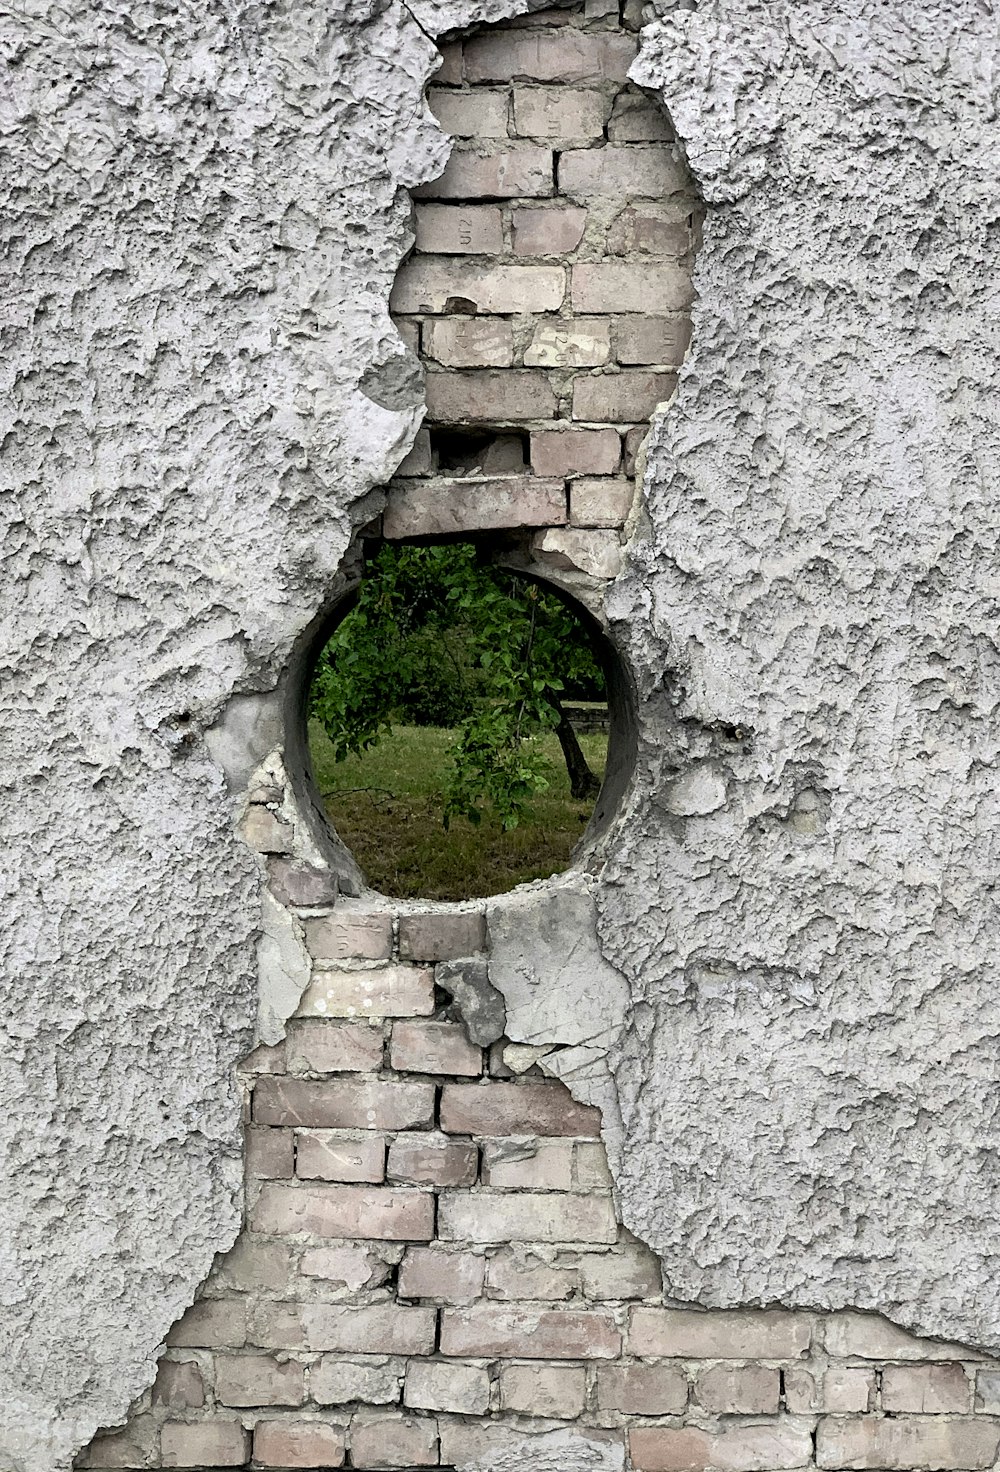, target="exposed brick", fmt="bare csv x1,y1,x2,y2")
524,318,611,367
513,86,607,140
623,423,648,474
579,1241,661,1300
573,261,692,313
608,205,690,256
299,1243,393,1289
77,1422,156,1469
252,1182,433,1240
560,145,690,200
398,909,487,961
630,1423,814,1472
390,1021,482,1076
572,370,677,423
608,90,674,141
629,1308,811,1359
240,804,292,854
241,1039,287,1075
428,87,509,138
161,1421,250,1469
416,142,553,199
252,1300,436,1354
570,477,634,528
534,526,623,579
254,1420,346,1469
423,317,513,368
440,1080,602,1136
817,1366,875,1413
480,1137,574,1189
391,260,566,315
247,1125,294,1180
311,1356,404,1406
816,1416,1000,1471
269,859,339,908
351,1412,439,1469
500,1363,586,1418
215,1354,306,1407
166,1297,246,1349
398,1246,485,1303
881,1363,971,1414
821,1312,971,1361
384,475,565,540
297,965,435,1020
152,1360,205,1410
441,1305,620,1359
977,1368,1000,1411
210,1237,292,1295
438,1421,624,1468
513,206,587,256
440,1188,616,1244
531,428,621,477
426,370,558,423
405,1359,491,1414
284,1019,384,1075
255,1076,434,1130
464,30,637,84
304,909,392,962
598,1363,688,1415
395,316,420,356
574,1141,614,1189
295,1130,385,1183
415,202,505,258
616,315,691,365
433,41,462,85
696,1363,781,1415
487,1246,577,1301
397,425,433,475
387,1131,478,1187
